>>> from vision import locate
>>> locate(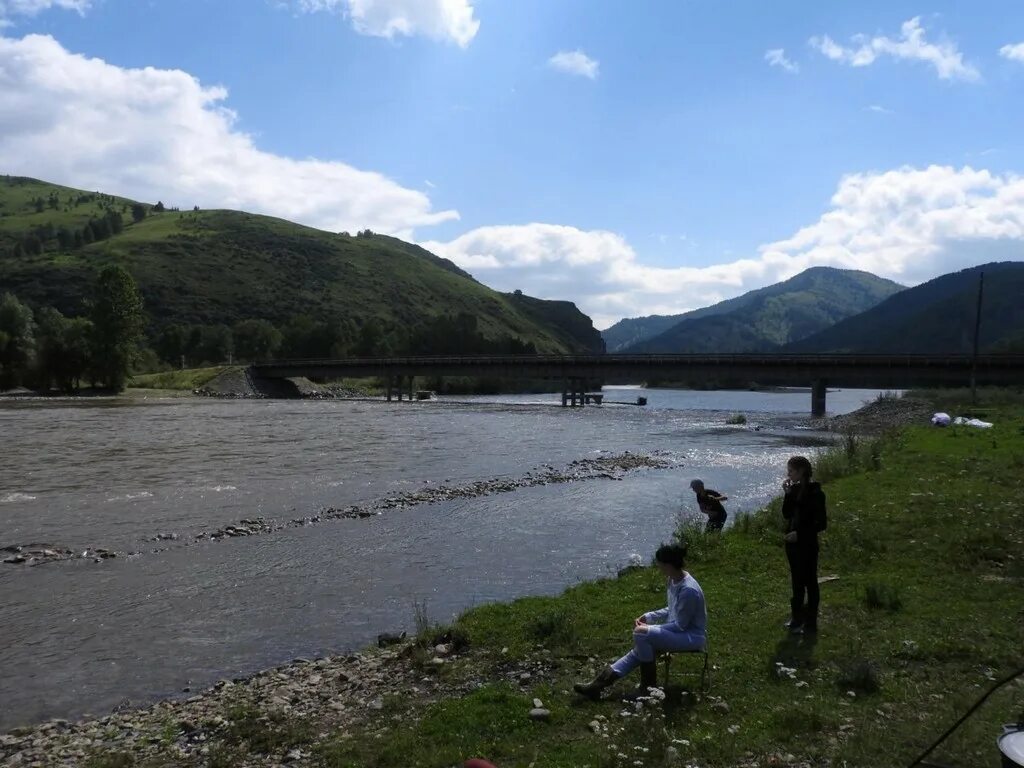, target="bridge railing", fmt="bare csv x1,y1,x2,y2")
253,353,1024,369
